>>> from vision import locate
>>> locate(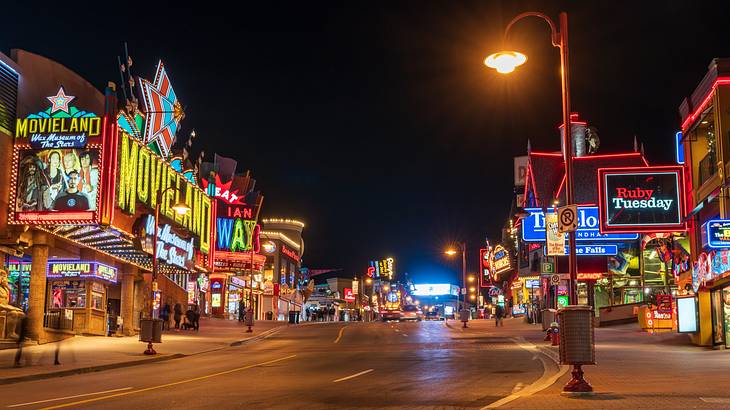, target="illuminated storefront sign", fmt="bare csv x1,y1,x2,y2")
576,272,603,280
117,133,212,253
412,284,457,296
703,219,730,249
597,166,685,233
479,248,491,288
543,244,619,256
522,207,638,242
15,87,101,149
202,174,244,204
343,288,355,302
143,215,195,270
368,257,395,279
492,245,511,278
47,261,118,283
10,88,106,225
281,244,300,262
